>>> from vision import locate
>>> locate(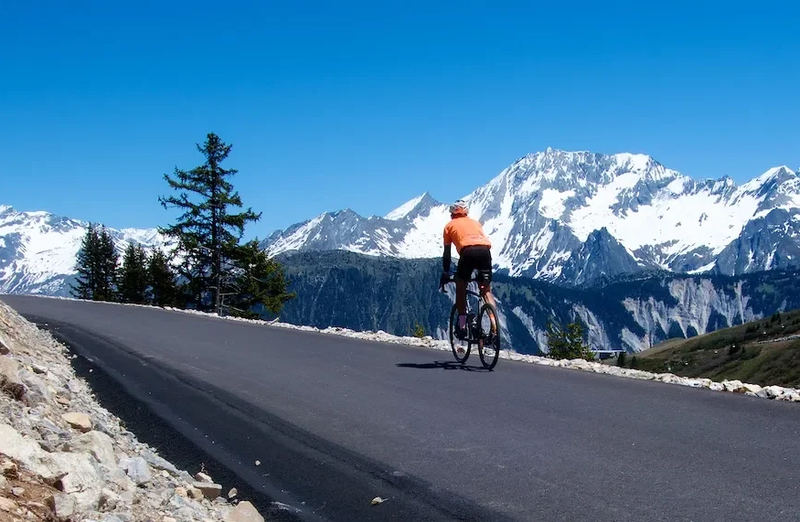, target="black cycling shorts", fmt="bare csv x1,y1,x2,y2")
456,245,492,283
